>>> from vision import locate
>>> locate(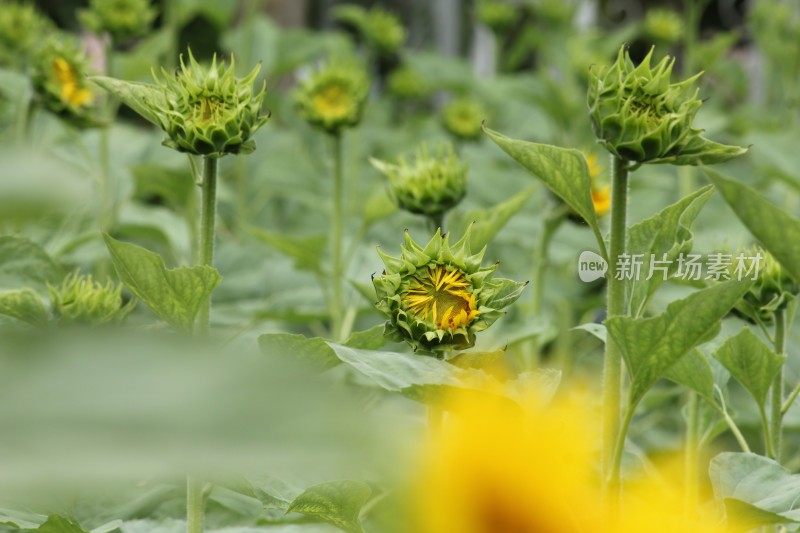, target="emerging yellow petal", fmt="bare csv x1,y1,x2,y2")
401,265,480,331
